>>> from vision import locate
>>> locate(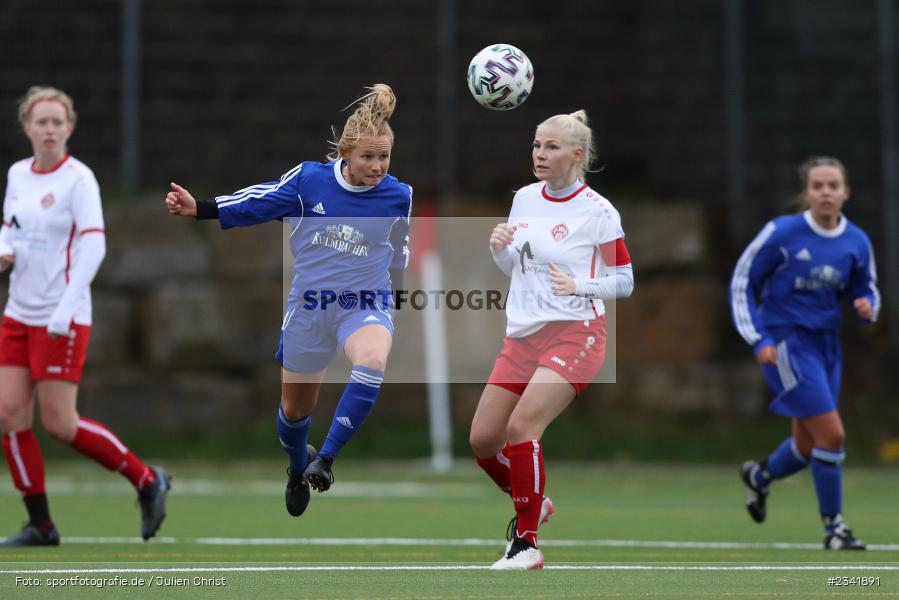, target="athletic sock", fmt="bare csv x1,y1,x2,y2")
3,430,53,529
71,418,155,491
507,440,545,546
319,366,383,460
757,437,809,487
277,406,312,471
23,494,53,531
3,430,46,496
475,446,512,495
811,447,845,524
